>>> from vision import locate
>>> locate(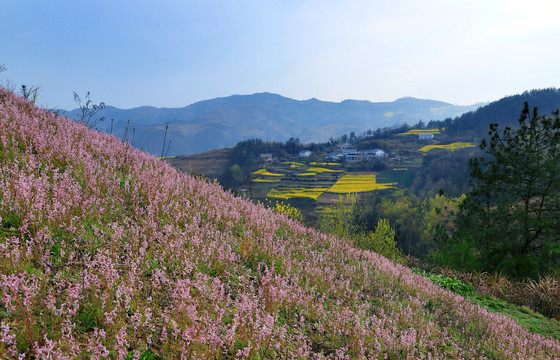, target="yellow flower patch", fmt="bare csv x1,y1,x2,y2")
251,169,285,177
327,175,396,193
417,142,476,152
306,167,343,173
282,161,305,167
309,162,341,166
297,172,317,176
252,178,281,183
267,187,328,200
397,129,441,136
